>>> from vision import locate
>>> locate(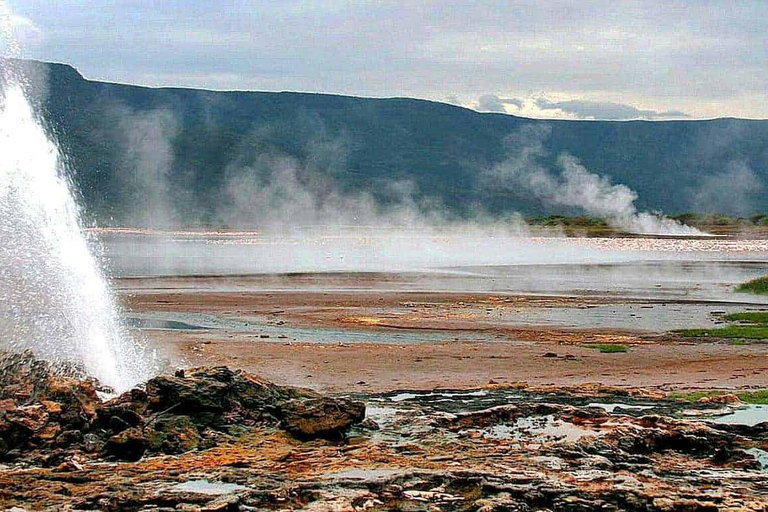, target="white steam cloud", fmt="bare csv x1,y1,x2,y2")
108,109,701,238
109,112,462,231
689,161,764,216
115,107,180,228
217,152,450,230
485,124,702,235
